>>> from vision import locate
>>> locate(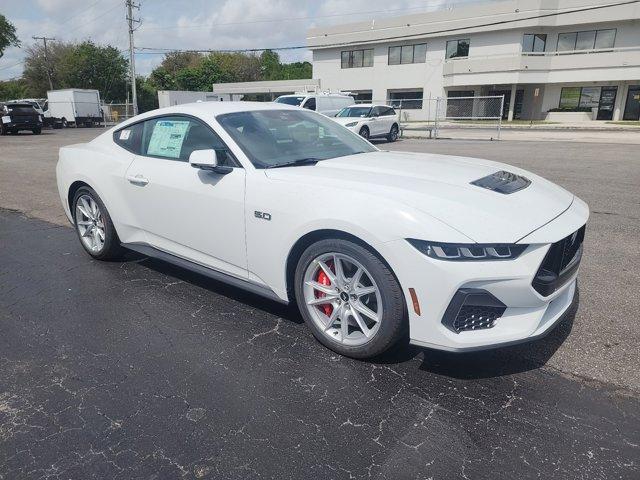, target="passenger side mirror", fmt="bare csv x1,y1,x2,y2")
189,149,232,175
